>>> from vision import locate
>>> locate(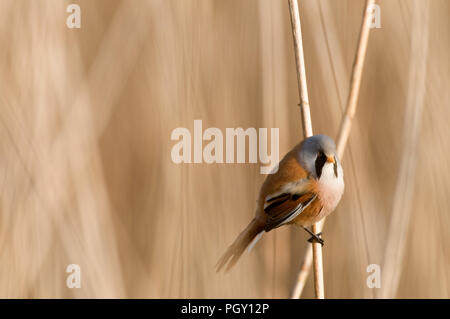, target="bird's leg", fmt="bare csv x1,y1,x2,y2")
302,226,324,246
